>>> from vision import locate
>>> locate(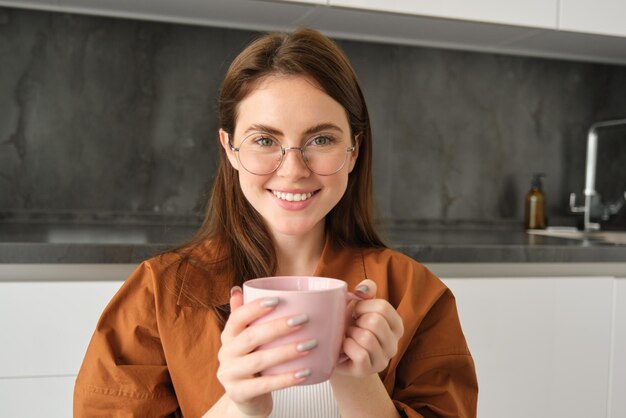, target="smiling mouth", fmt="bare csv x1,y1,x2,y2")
271,190,318,202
